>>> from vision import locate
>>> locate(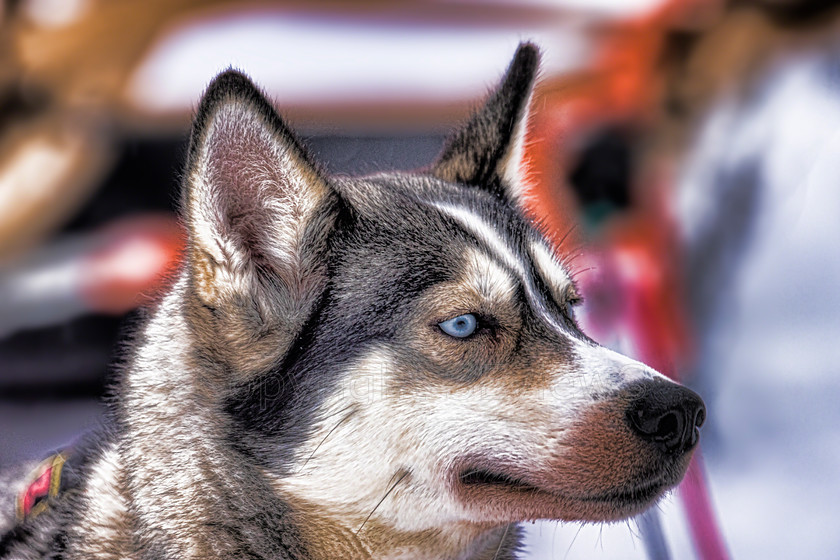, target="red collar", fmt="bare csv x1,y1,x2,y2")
15,452,67,522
